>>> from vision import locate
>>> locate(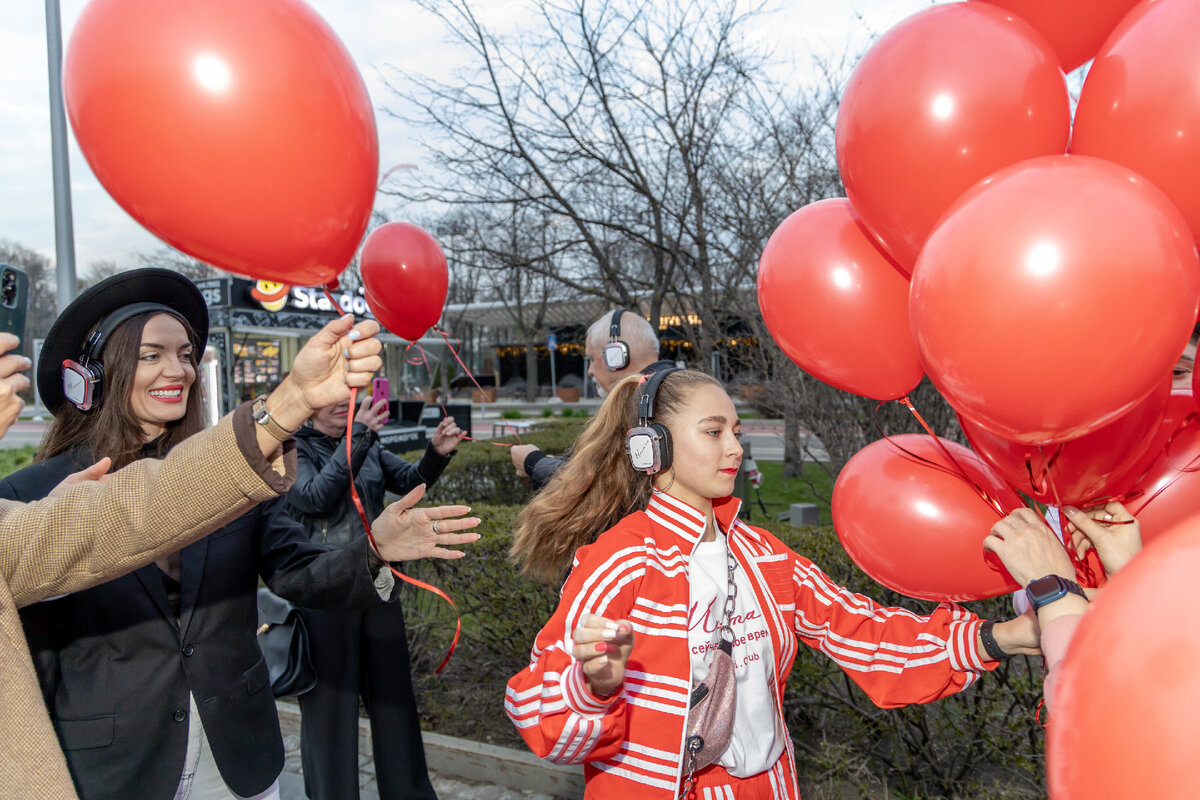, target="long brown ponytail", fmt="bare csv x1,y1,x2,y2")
511,369,721,582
